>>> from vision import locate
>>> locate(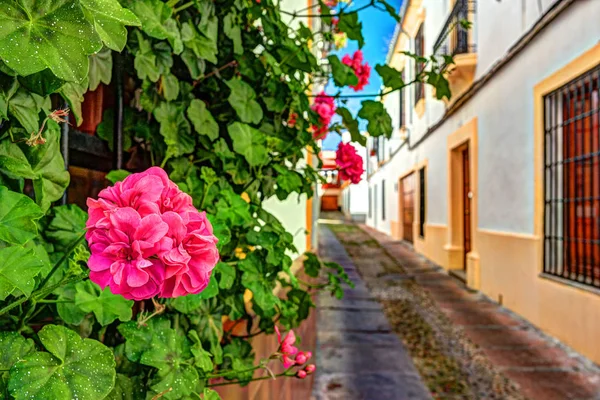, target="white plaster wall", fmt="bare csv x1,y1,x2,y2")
365,1,600,236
